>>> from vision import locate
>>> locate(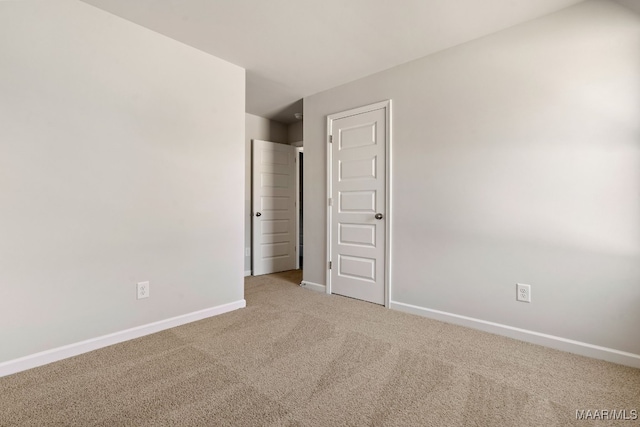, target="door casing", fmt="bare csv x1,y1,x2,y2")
326,100,392,307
